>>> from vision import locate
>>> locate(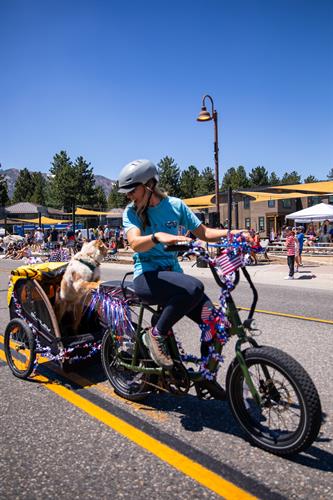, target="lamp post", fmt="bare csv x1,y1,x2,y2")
196,94,220,226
